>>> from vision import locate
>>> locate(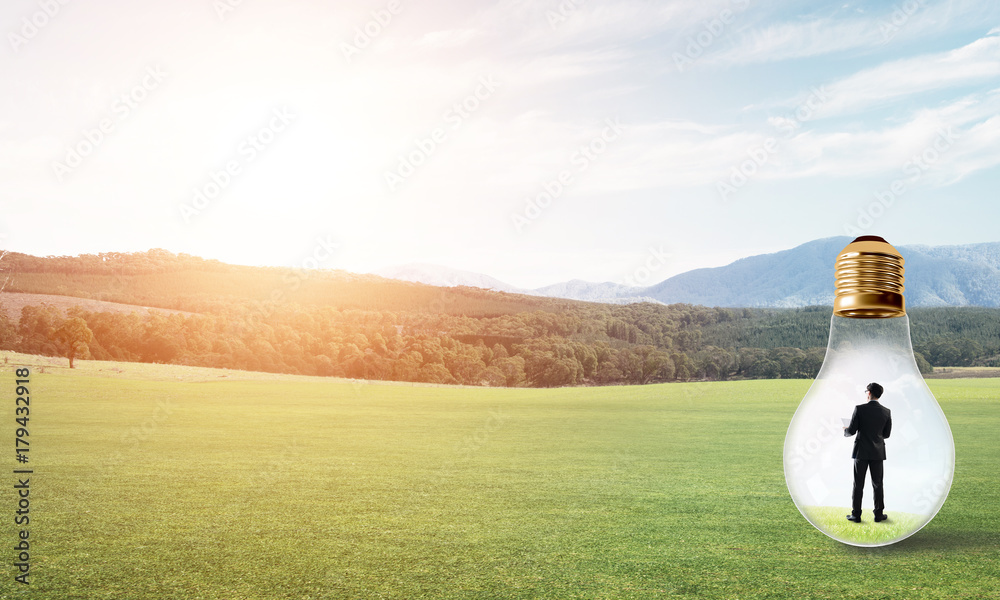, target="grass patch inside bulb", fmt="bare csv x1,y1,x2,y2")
801,506,926,545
